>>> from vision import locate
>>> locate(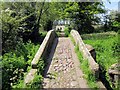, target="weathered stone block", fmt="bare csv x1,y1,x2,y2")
108,63,120,88
85,44,96,62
